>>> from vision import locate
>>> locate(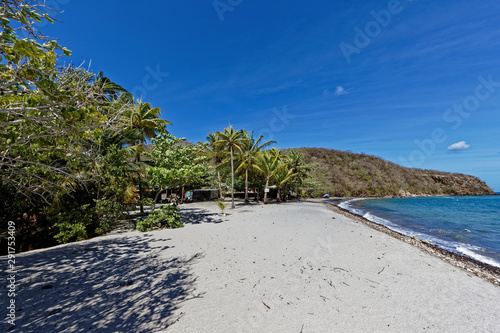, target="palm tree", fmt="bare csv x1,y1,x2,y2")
273,163,297,202
127,100,170,144
126,100,171,213
214,126,245,209
93,71,128,103
236,131,276,203
253,150,287,204
269,147,282,160
195,132,225,201
263,148,297,202
284,150,310,199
